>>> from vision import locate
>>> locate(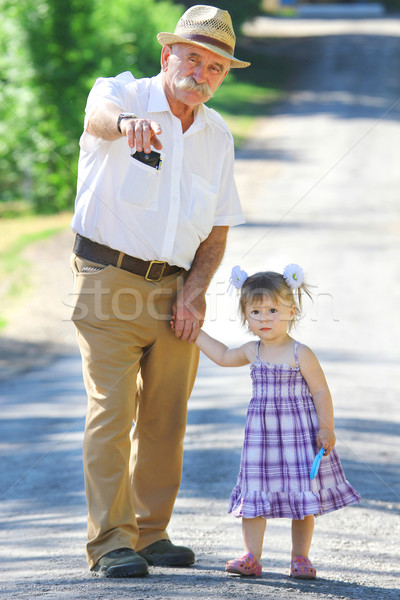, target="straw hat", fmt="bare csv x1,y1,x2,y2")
157,5,250,69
